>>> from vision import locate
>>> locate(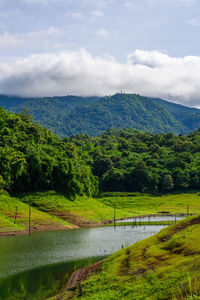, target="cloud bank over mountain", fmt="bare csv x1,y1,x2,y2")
1,49,200,107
